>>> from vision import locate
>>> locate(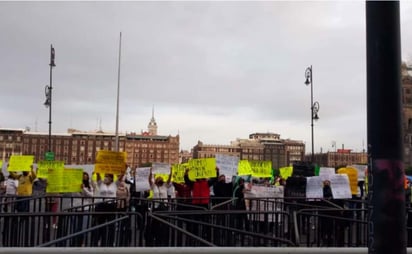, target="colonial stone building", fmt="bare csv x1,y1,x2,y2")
0,114,179,167
310,148,368,168
192,132,305,169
